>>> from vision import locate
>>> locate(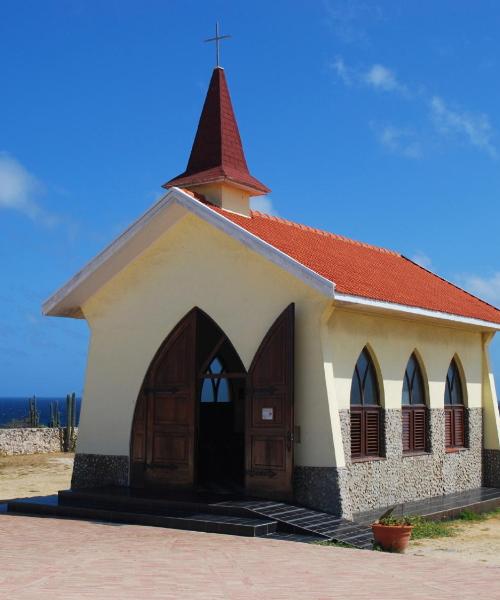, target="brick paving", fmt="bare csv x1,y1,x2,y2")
0,513,498,599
